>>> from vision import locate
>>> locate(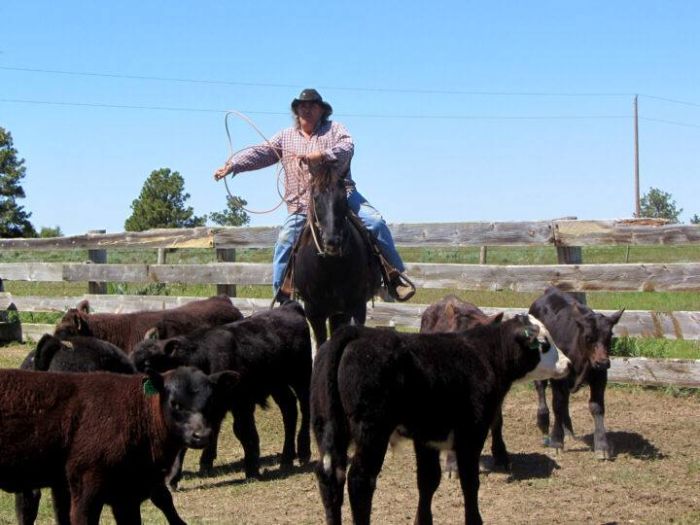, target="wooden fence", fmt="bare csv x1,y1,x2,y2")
1,218,700,386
